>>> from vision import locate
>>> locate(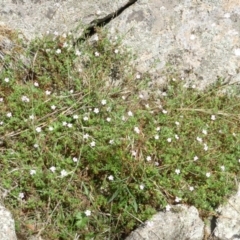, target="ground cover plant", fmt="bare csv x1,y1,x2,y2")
1,26,240,239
